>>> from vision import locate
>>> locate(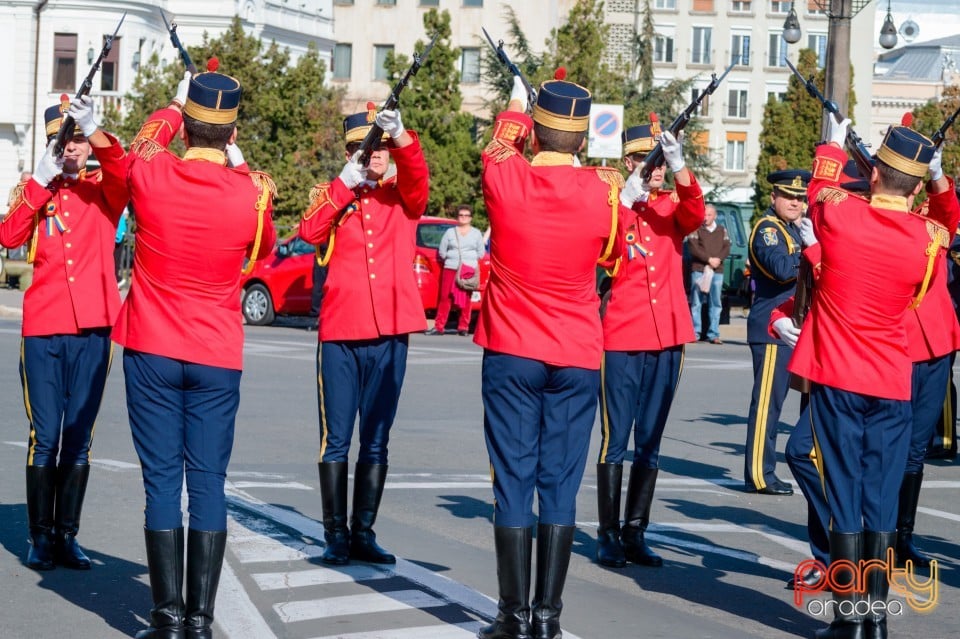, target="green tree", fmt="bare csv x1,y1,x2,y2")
104,17,344,228
634,0,655,92
911,84,960,181
541,0,623,102
383,9,483,222
479,5,543,120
